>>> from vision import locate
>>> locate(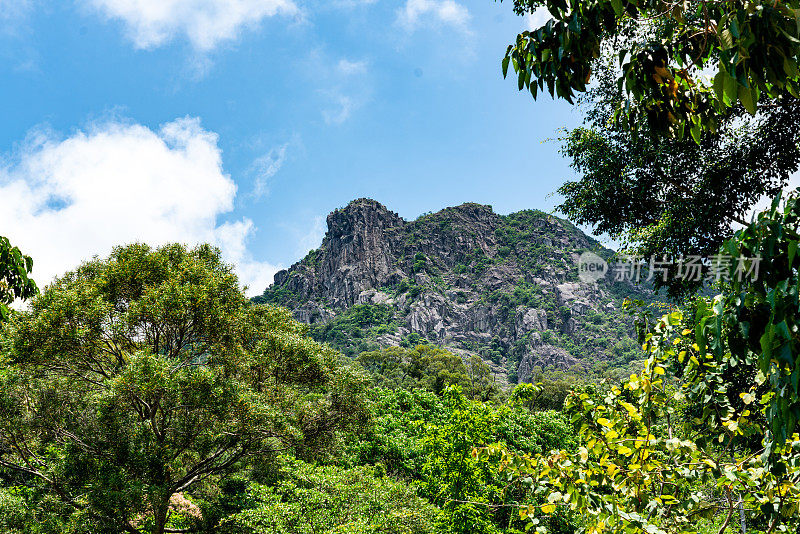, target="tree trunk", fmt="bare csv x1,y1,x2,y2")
152,501,169,534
